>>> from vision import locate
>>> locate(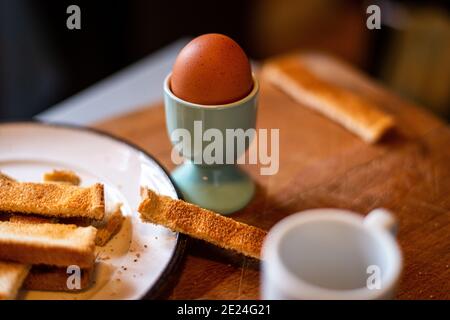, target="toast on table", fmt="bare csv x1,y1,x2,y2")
139,188,266,259
262,55,395,143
